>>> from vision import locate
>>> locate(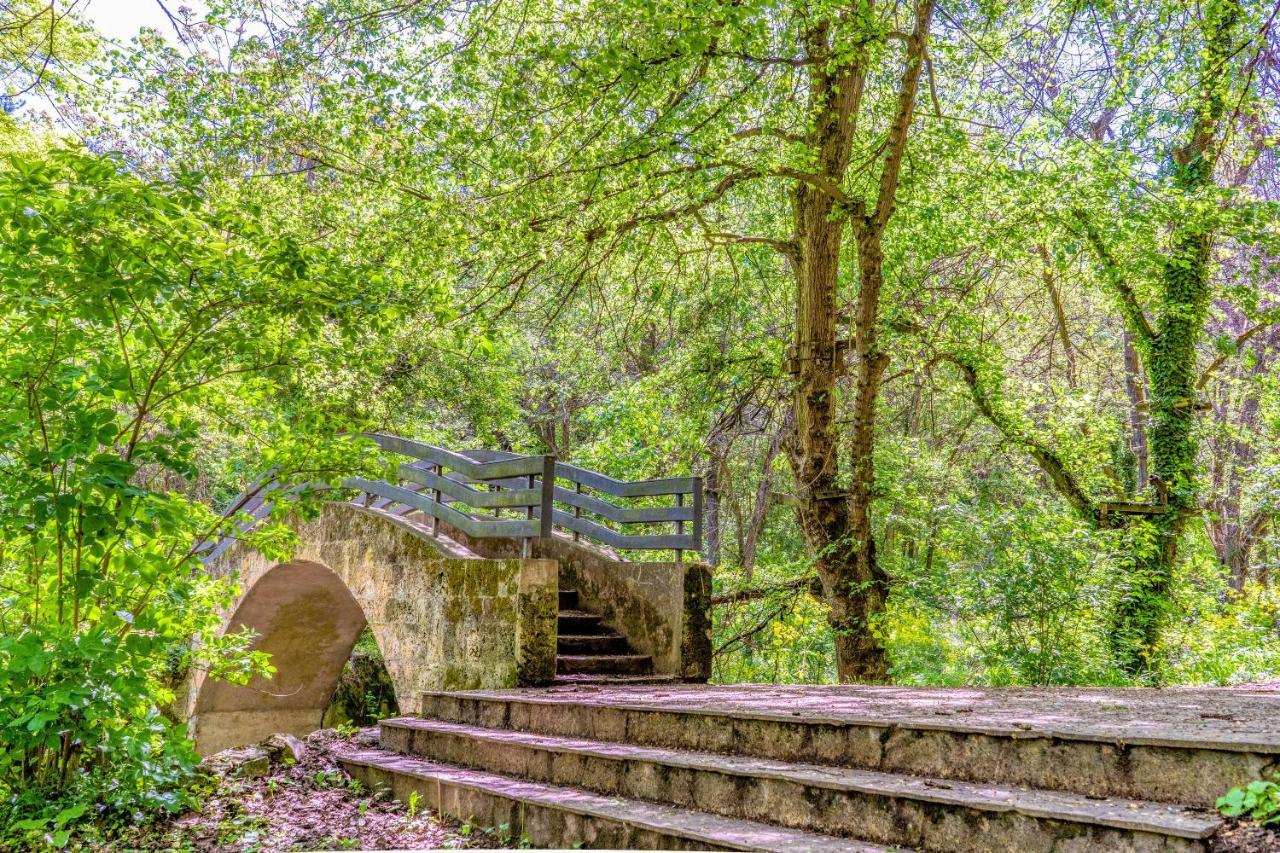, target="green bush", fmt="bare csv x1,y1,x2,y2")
1163,581,1280,685
0,147,381,847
